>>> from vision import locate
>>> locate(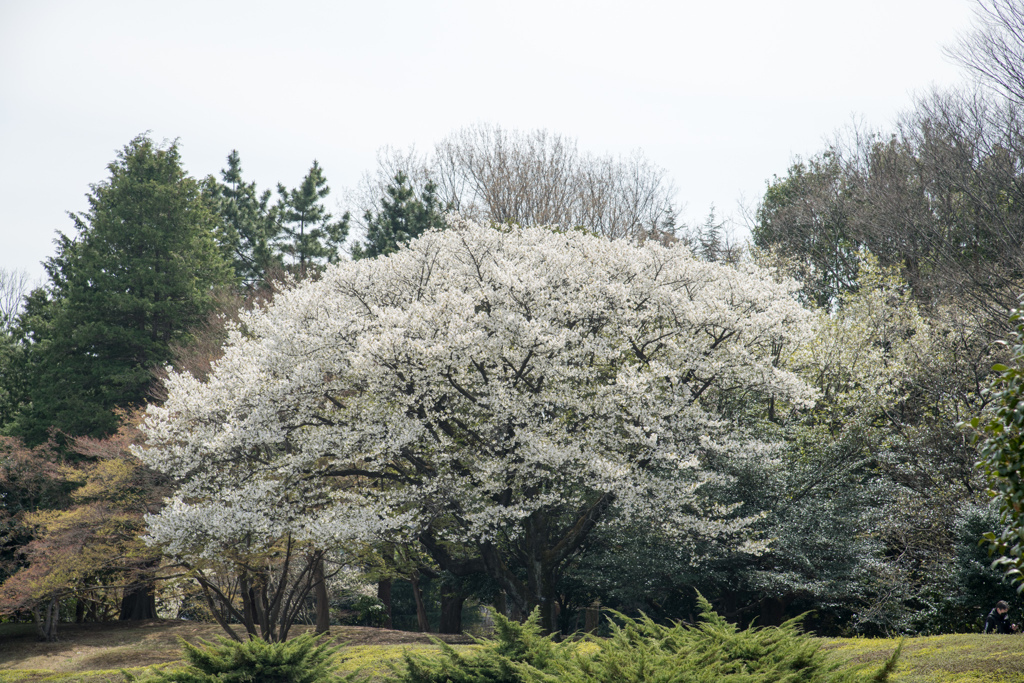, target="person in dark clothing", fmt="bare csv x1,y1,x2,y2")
984,600,1019,633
